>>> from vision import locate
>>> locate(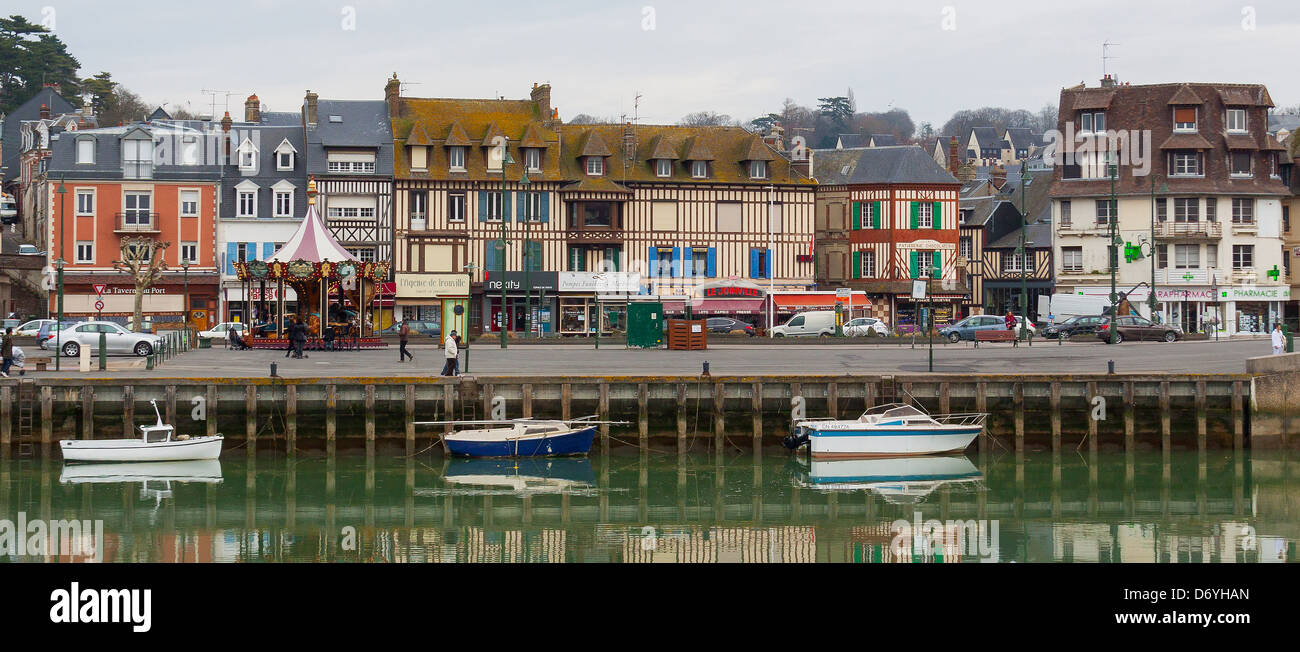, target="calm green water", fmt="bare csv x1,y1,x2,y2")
1,444,1296,563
